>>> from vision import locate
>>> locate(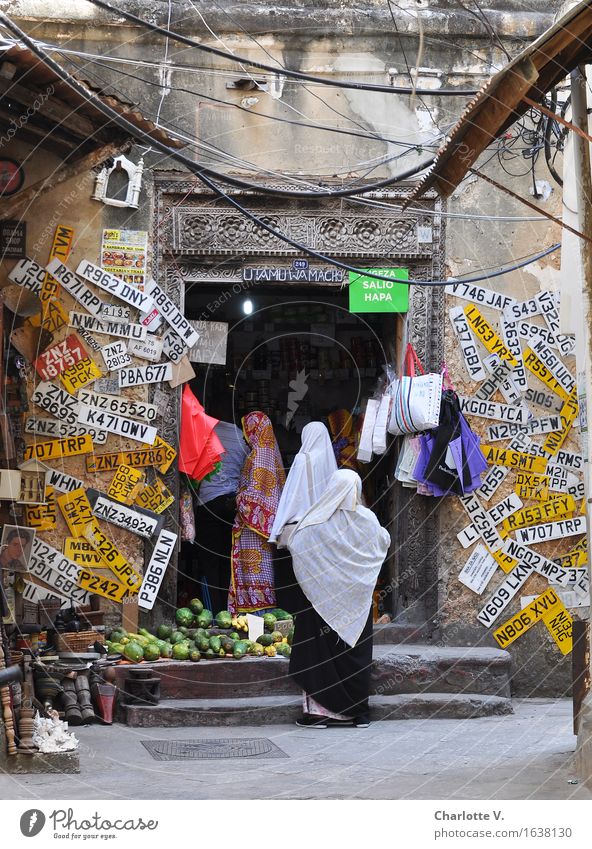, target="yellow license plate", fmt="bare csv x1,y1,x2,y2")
24,433,93,462
515,472,550,502
493,588,563,648
29,298,69,333
150,435,177,474
25,486,56,531
77,568,134,603
107,464,145,505
135,478,175,514
60,357,102,394
481,445,547,474
523,348,571,401
57,487,95,537
63,537,104,569
543,388,579,455
558,537,588,568
463,305,517,365
488,545,517,574
86,446,167,474
84,522,143,590
501,494,576,533
40,224,75,308
543,605,573,655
